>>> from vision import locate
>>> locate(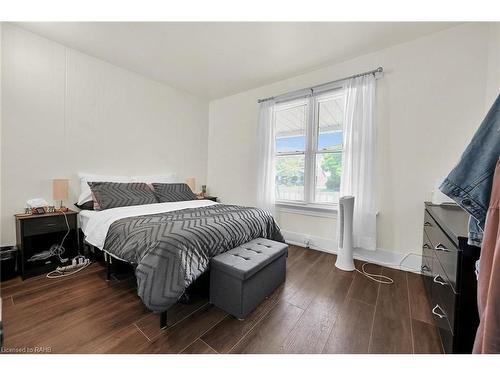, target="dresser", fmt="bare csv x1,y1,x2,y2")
421,202,480,353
